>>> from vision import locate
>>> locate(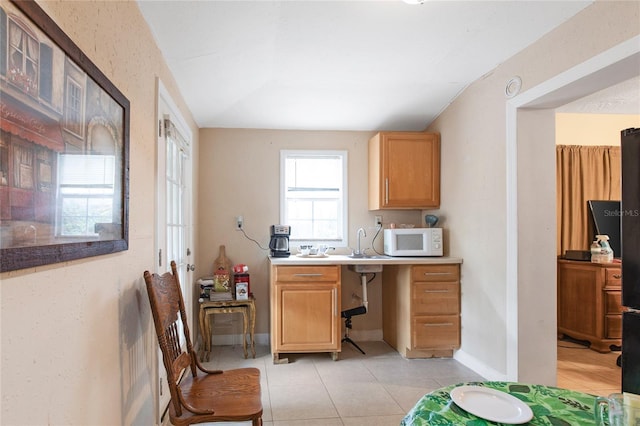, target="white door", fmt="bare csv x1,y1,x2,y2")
155,80,194,420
